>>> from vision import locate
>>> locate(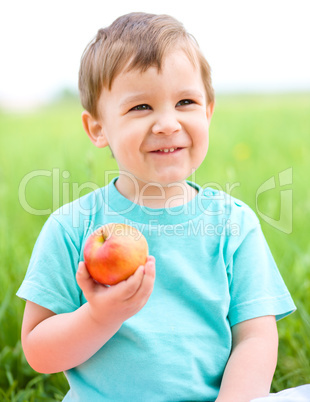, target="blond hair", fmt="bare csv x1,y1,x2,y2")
79,12,214,118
